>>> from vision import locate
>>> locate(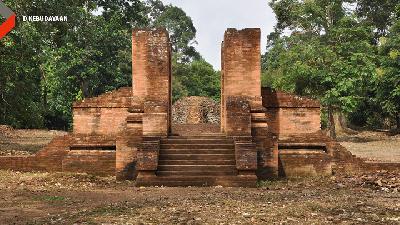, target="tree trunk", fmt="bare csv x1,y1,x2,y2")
81,80,89,98
328,106,336,139
333,111,347,134
397,114,400,130
40,66,48,110
43,85,47,110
